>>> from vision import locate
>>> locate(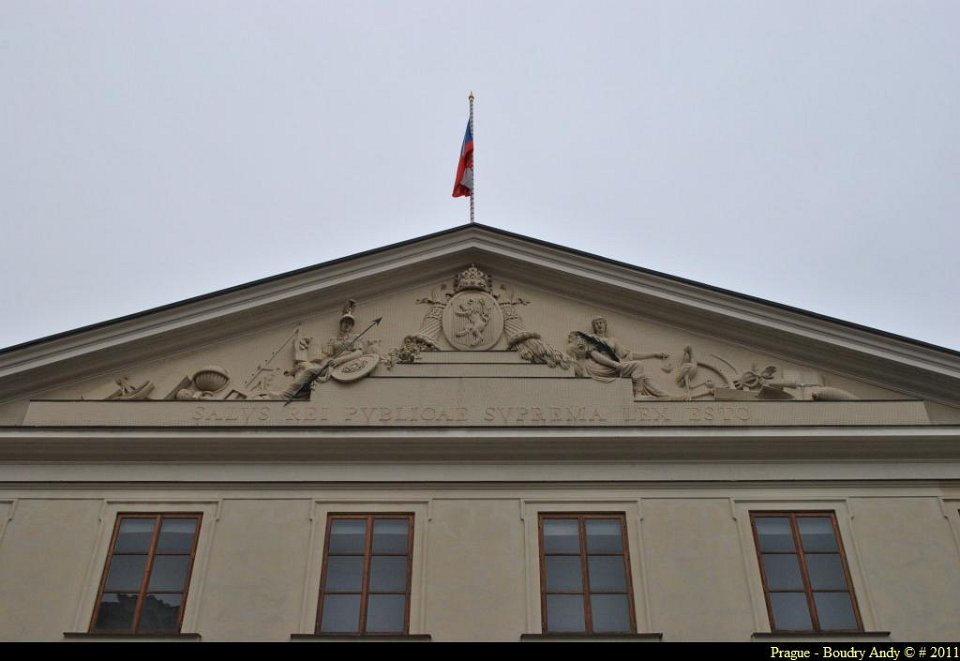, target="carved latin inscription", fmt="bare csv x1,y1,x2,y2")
185,402,755,426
